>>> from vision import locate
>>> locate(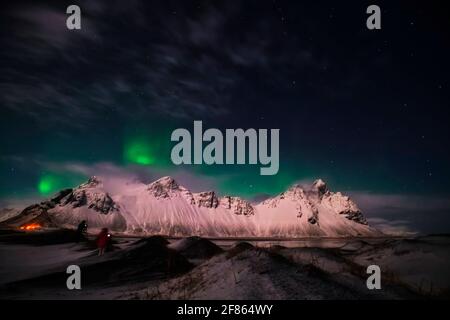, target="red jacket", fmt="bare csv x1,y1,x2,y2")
96,230,110,248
